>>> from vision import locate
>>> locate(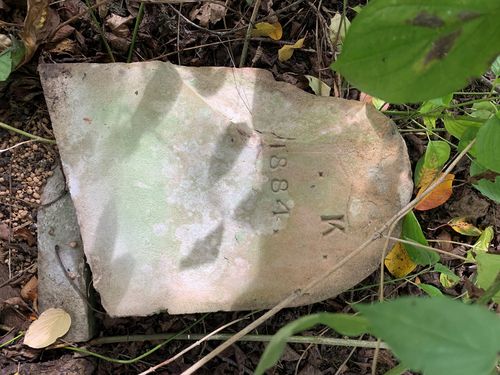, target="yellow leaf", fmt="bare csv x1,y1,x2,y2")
448,217,483,236
417,167,439,189
24,308,71,349
278,38,305,62
384,242,417,278
415,173,454,211
251,22,283,40
305,75,331,96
